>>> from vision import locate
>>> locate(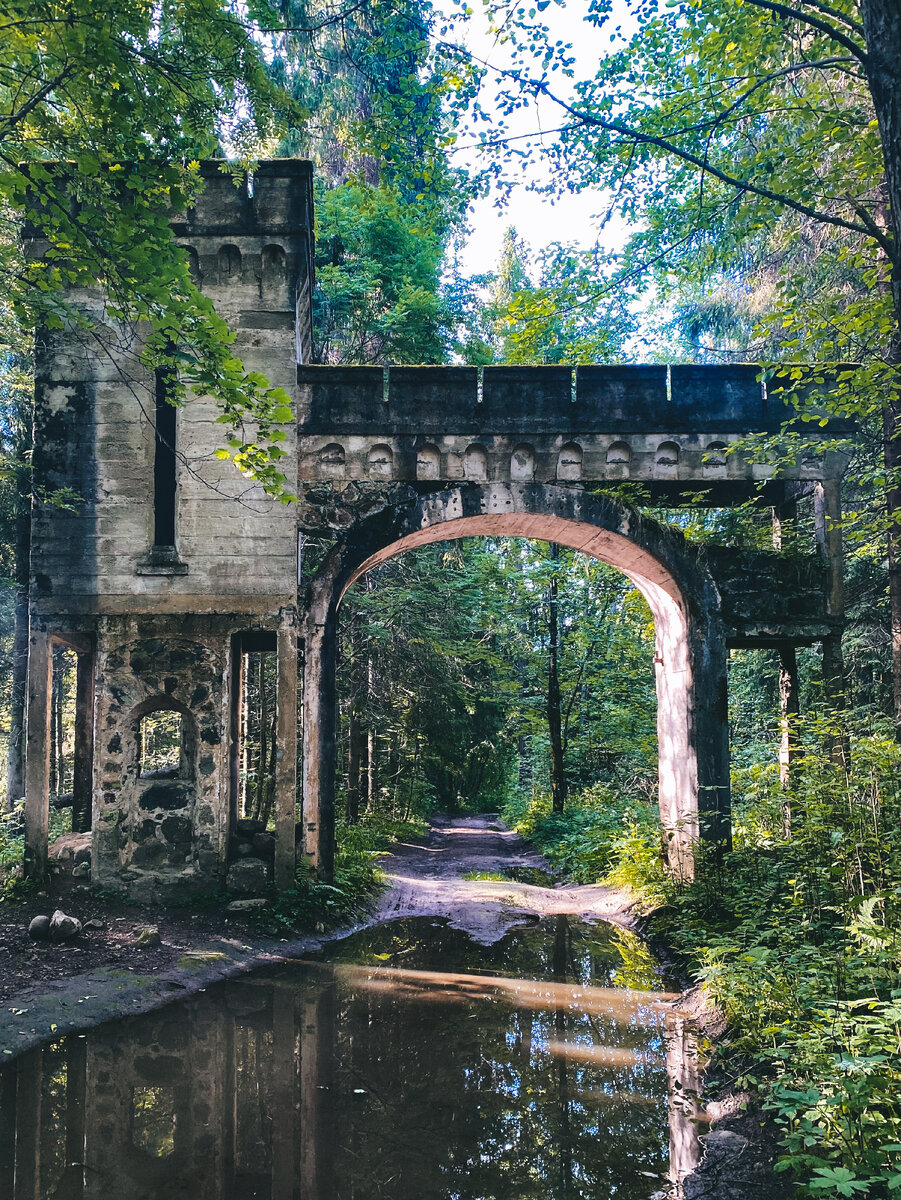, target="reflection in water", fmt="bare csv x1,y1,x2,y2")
0,916,705,1199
